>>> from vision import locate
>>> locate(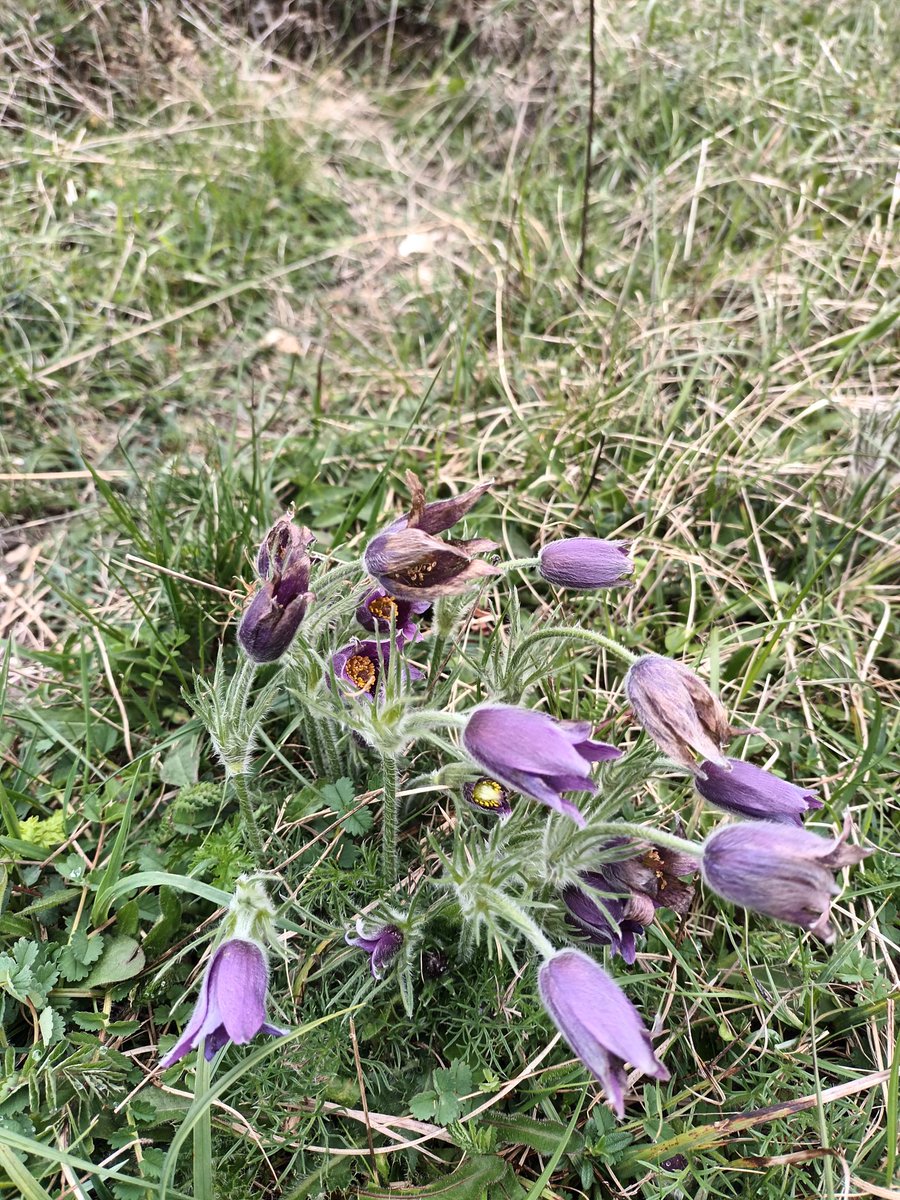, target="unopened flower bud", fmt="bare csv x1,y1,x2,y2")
538,537,633,590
